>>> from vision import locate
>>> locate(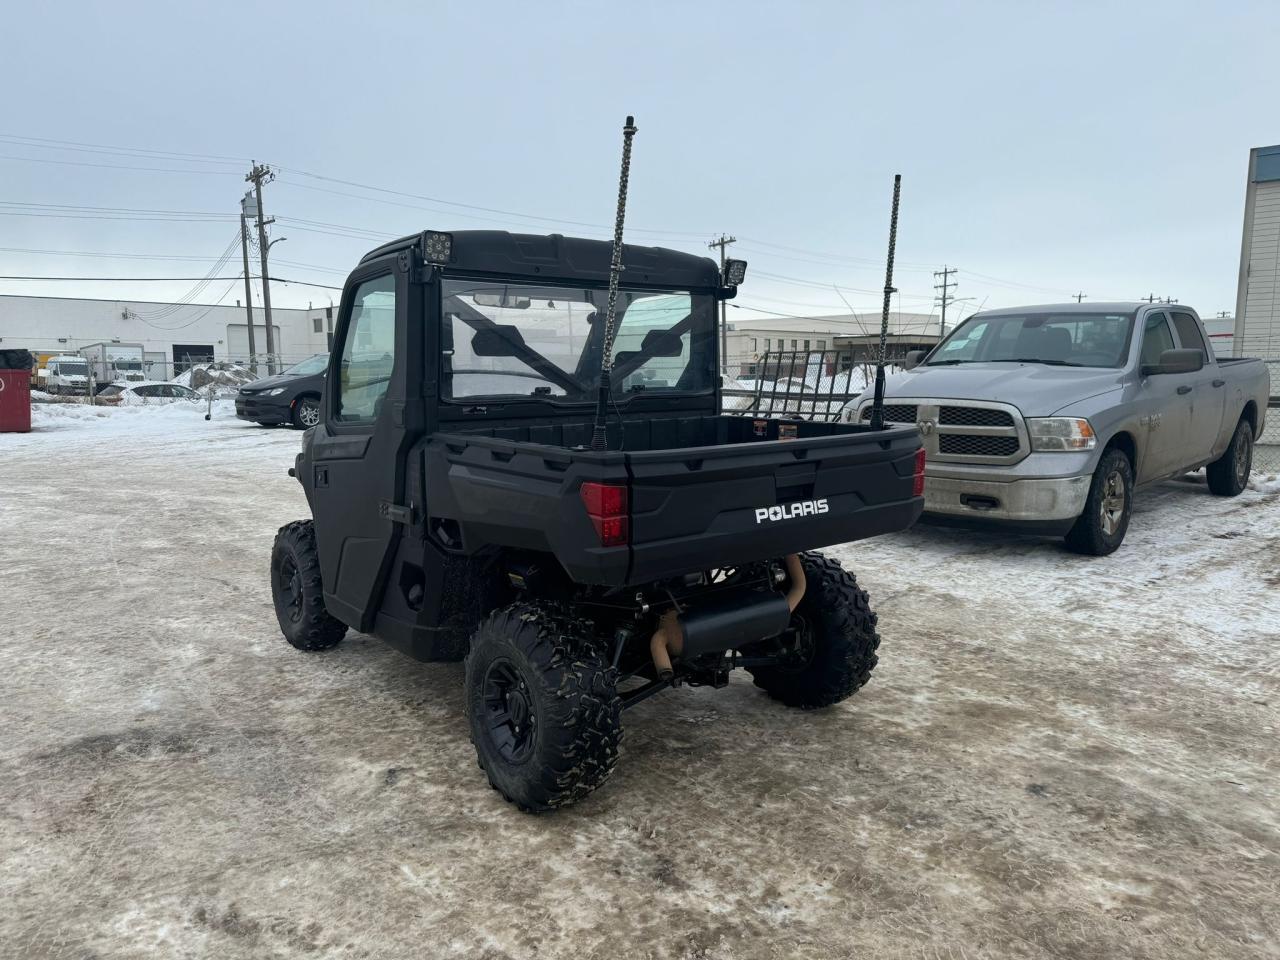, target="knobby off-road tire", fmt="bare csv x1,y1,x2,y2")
1064,447,1134,556
464,603,622,812
291,395,321,430
271,520,347,651
747,552,880,710
1206,418,1253,497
